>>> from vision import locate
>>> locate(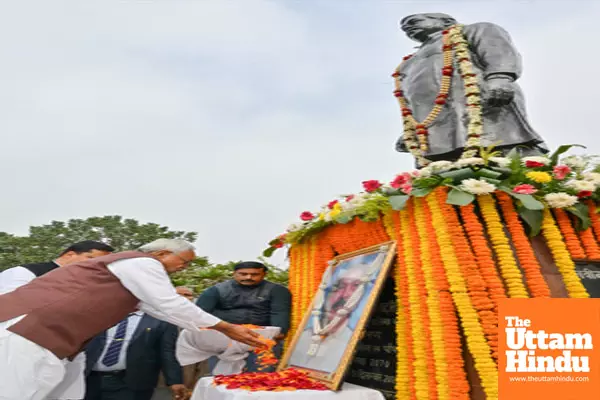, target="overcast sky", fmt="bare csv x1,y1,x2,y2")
0,0,598,266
